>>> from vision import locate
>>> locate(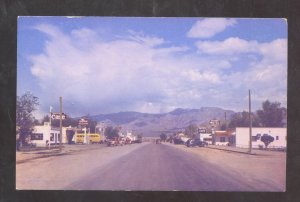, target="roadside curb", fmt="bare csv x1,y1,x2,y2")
206,146,257,155
16,145,108,164
16,151,70,164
